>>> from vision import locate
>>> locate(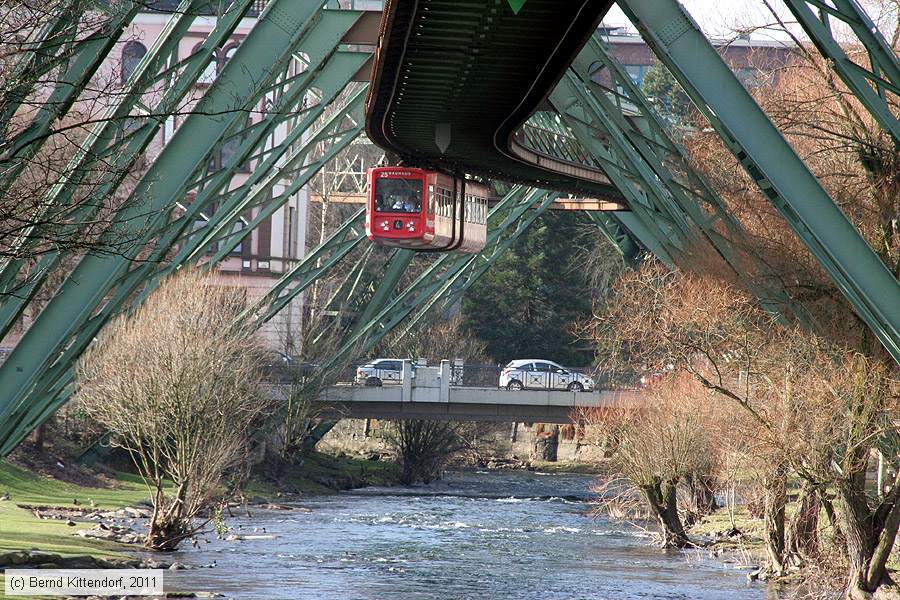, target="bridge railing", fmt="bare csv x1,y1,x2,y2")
260,358,641,391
